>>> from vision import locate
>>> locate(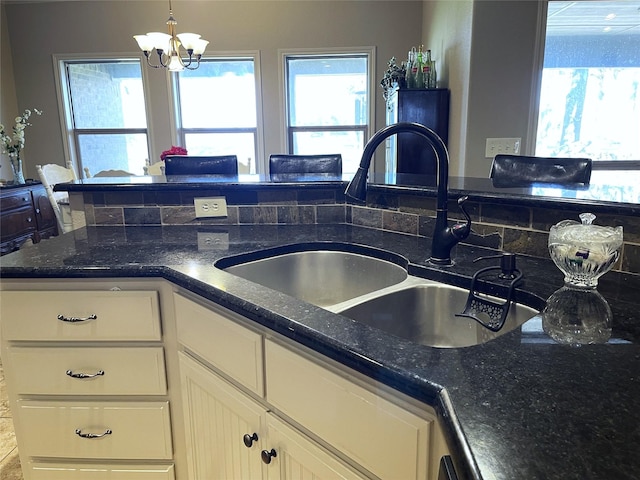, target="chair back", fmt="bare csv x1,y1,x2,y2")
490,154,592,187
36,163,78,233
269,154,342,175
144,161,165,175
164,155,238,175
85,168,135,178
